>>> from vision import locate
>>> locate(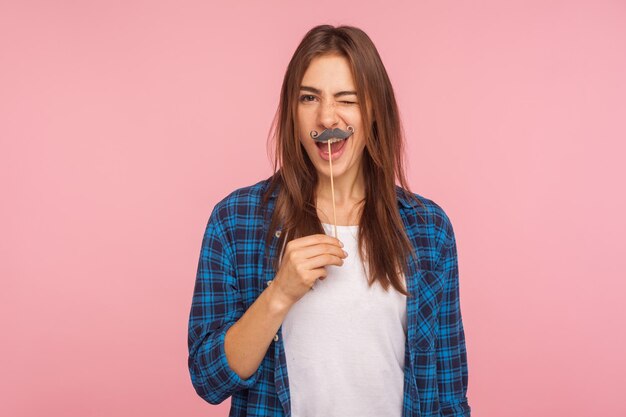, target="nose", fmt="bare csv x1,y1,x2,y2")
317,98,339,129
